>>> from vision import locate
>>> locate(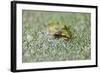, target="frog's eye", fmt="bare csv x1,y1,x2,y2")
53,31,62,38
